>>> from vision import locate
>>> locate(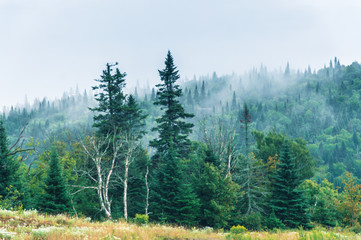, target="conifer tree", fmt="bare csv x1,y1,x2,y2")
269,141,309,228
0,119,20,199
151,88,156,102
90,63,127,135
187,89,193,106
197,163,238,228
231,91,237,111
193,85,200,105
201,80,206,101
150,51,194,157
150,51,195,223
38,147,71,214
124,94,147,139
